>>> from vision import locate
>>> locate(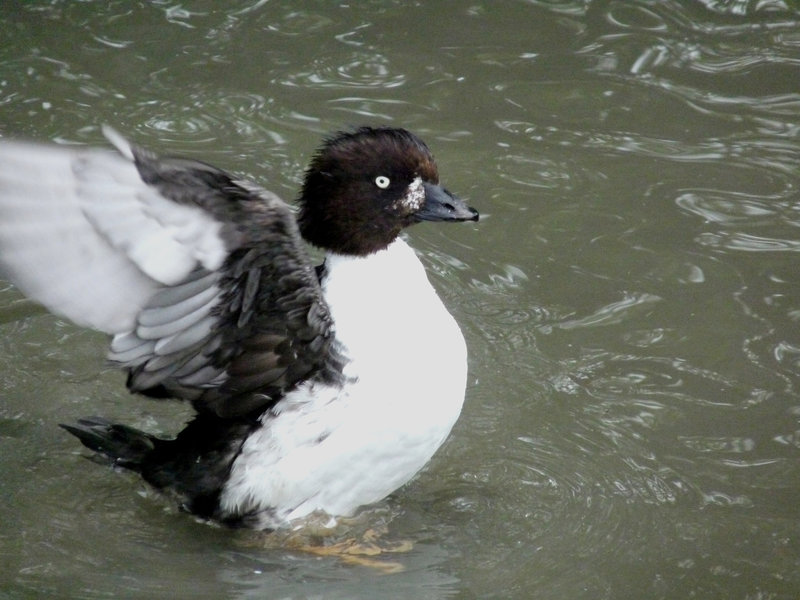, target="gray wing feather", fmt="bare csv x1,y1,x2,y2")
0,130,340,418
0,137,225,330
